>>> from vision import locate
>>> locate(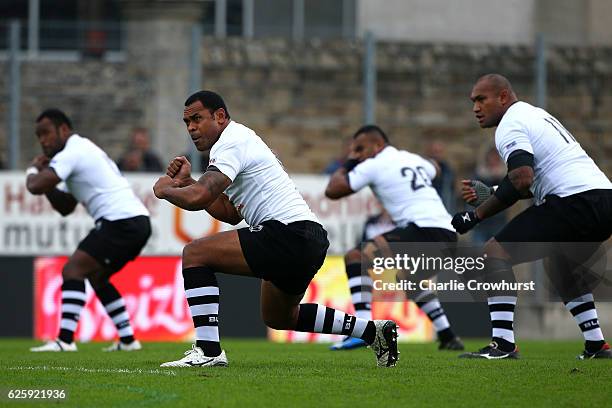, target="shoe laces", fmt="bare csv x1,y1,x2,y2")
184,344,203,357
